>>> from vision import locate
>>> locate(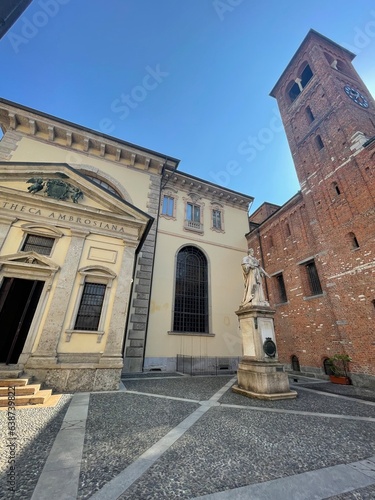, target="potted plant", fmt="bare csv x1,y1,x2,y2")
327,354,352,385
